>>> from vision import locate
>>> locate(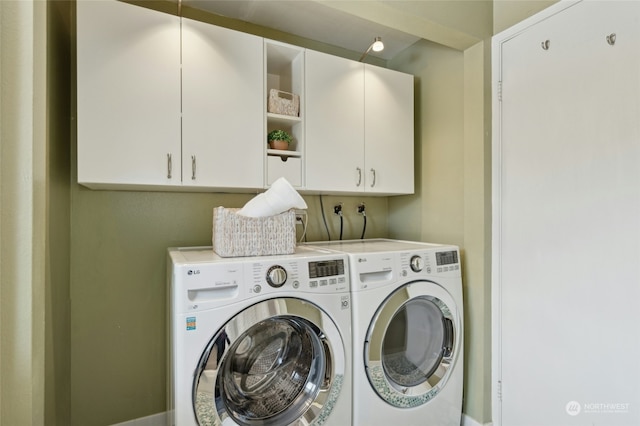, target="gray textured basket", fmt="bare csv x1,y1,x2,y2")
267,89,300,117
212,207,296,257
